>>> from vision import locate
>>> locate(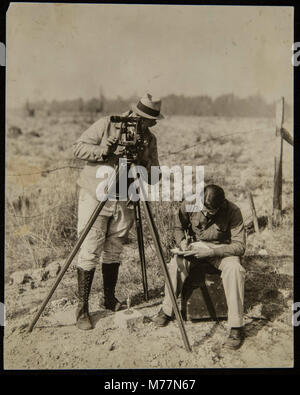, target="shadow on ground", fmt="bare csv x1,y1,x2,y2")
125,254,293,341
127,286,165,308
242,254,292,337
